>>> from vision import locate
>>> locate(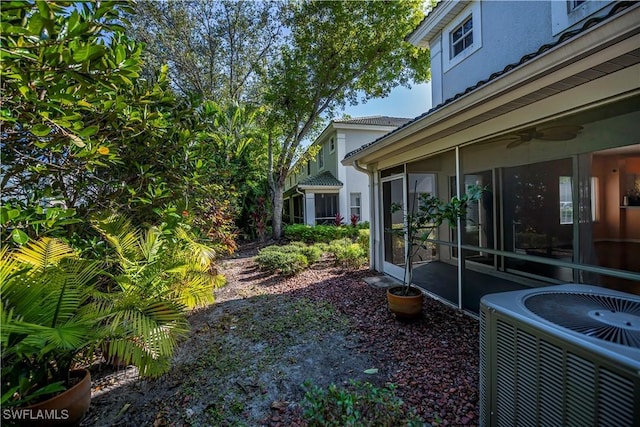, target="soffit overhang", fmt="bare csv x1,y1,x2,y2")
314,118,410,145
344,3,640,168
296,186,342,192
408,1,471,48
